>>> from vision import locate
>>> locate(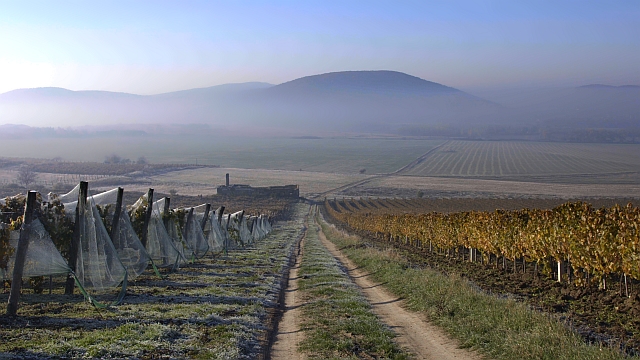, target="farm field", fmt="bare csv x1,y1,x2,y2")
0,136,442,174
399,140,640,182
0,203,306,359
340,175,640,199
145,167,370,198
326,197,638,214
2,138,640,202
325,198,640,355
